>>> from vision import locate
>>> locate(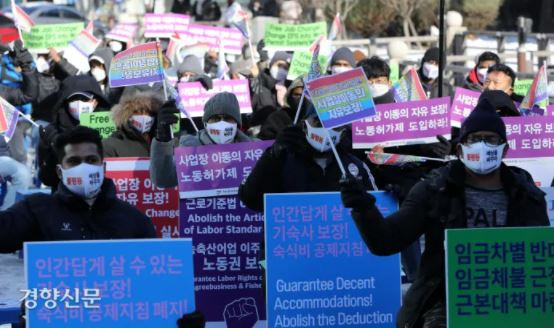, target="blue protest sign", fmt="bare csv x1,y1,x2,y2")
265,192,401,328
24,239,195,327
